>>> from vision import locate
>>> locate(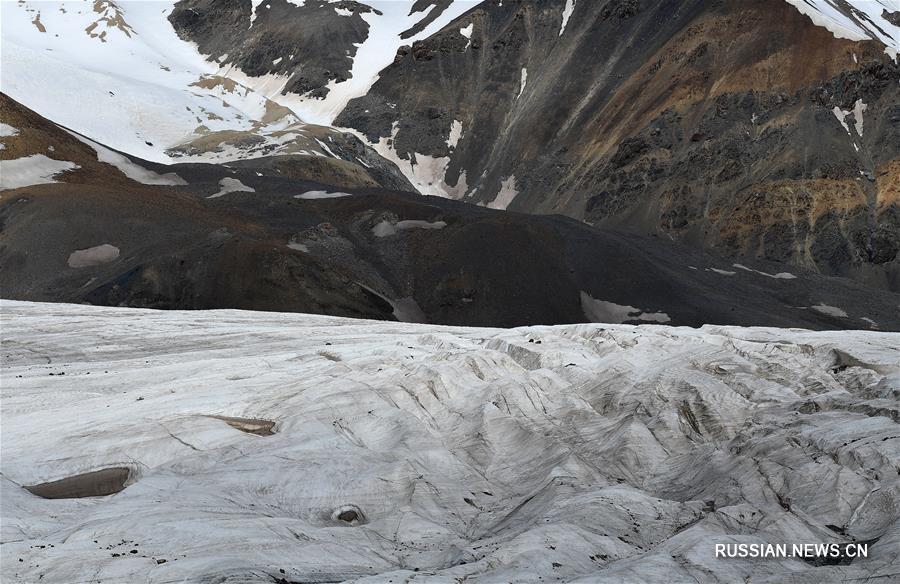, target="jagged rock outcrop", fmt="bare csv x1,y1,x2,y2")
168,0,374,97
